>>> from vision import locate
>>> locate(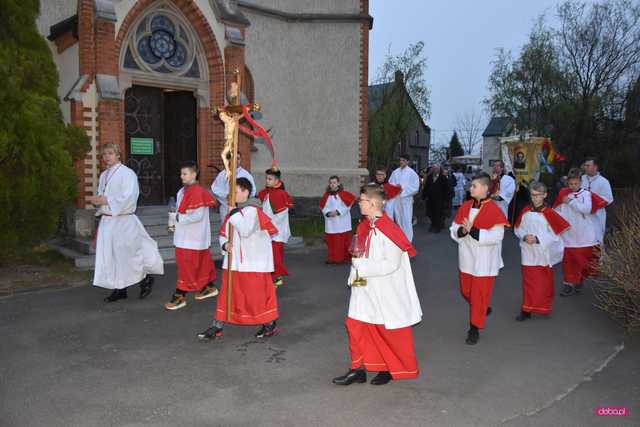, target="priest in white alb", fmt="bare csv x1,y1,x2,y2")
88,143,164,302
581,157,613,244
489,160,515,219
388,154,420,242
